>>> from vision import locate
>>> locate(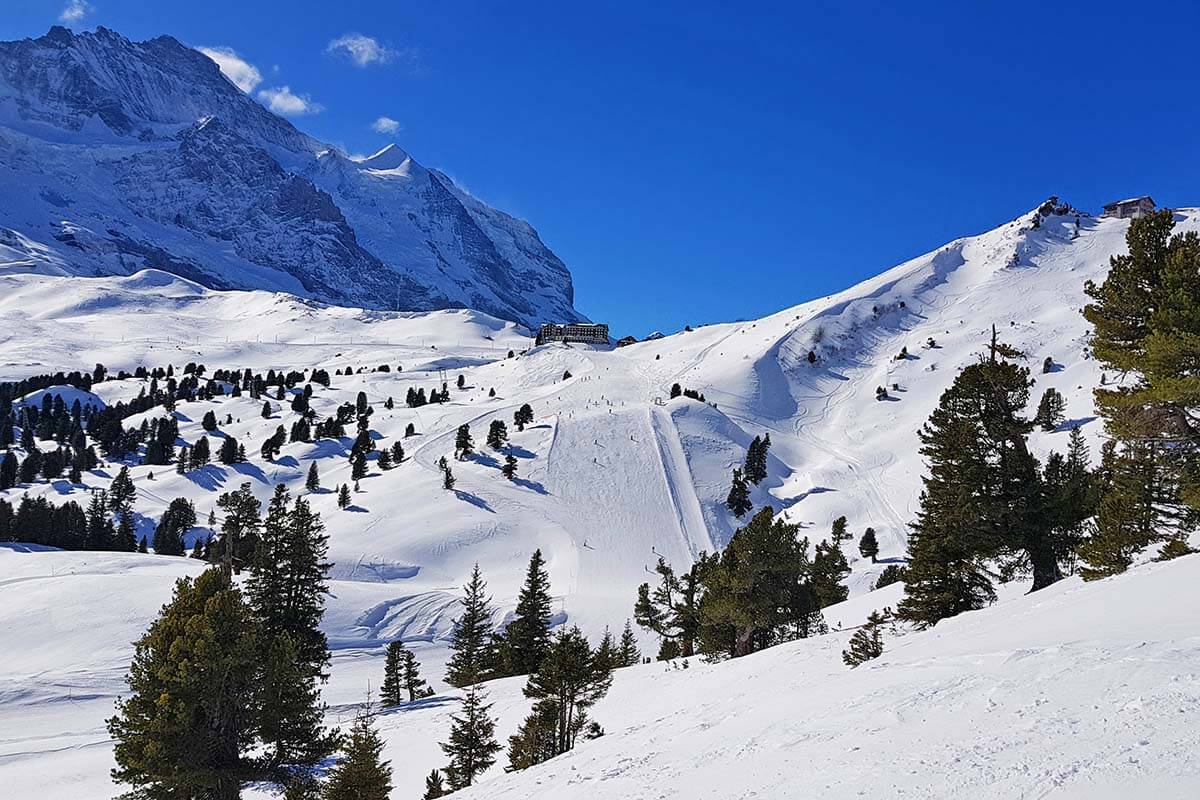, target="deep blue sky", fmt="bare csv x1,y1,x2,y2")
6,2,1198,336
